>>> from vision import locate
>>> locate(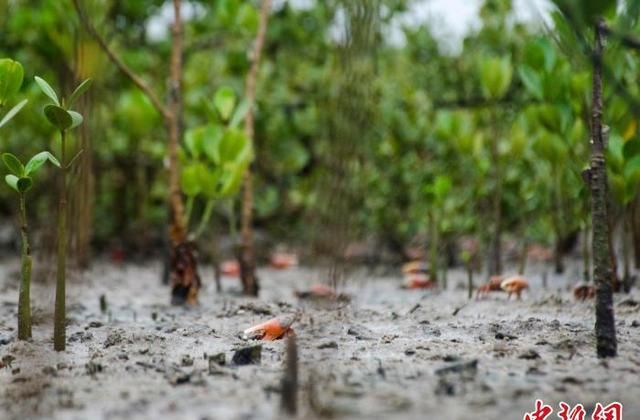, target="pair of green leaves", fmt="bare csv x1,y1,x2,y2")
0,58,28,129
35,77,91,131
2,151,60,193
